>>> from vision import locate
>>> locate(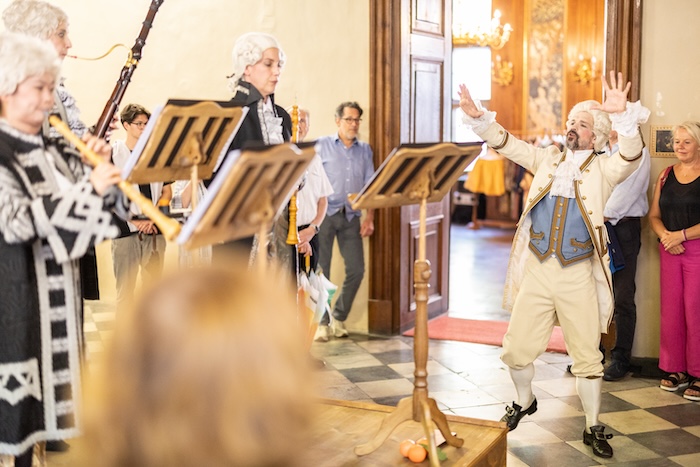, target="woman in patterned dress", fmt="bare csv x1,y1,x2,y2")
0,32,121,467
